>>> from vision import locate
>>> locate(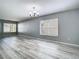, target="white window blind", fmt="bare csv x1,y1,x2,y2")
4,23,16,32
40,18,58,36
